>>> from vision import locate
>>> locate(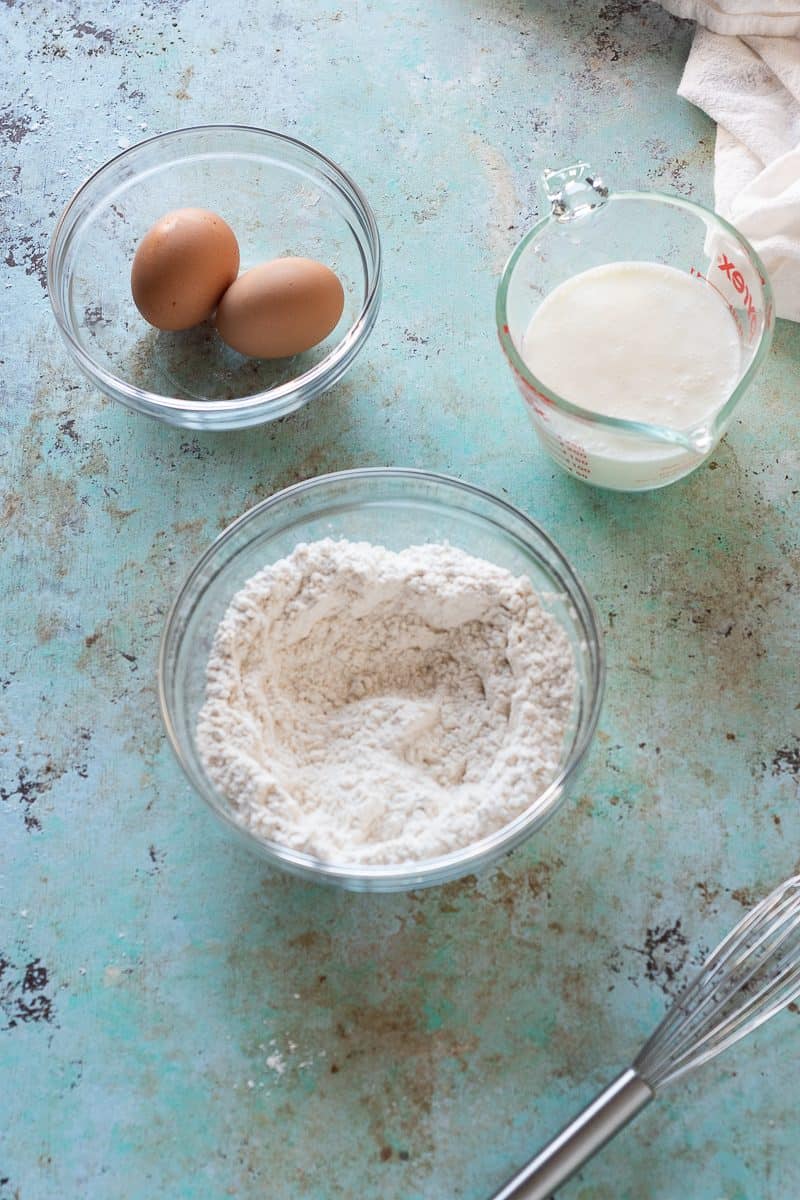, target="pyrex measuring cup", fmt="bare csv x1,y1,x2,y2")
496,163,774,490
